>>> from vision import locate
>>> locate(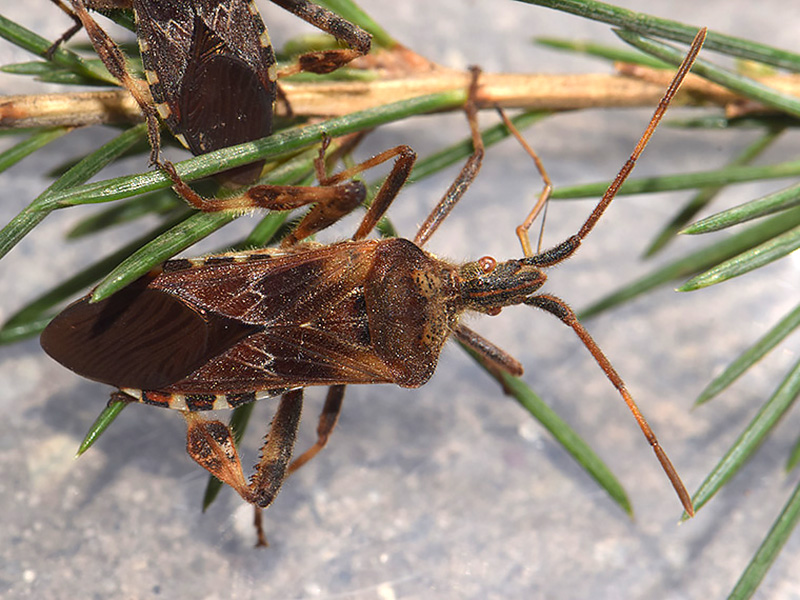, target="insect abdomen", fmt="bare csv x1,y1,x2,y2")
119,388,288,411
